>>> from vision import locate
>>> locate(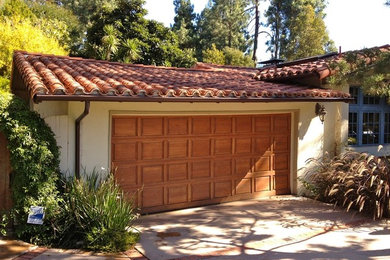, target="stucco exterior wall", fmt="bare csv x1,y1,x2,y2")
33,100,347,194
